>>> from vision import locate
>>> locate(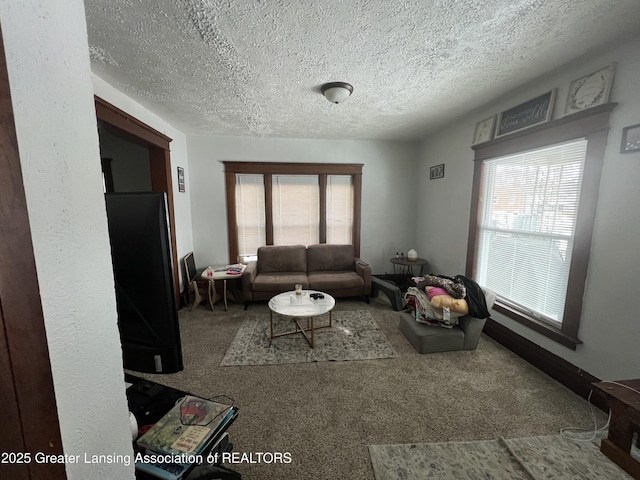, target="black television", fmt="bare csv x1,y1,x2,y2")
105,192,183,373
